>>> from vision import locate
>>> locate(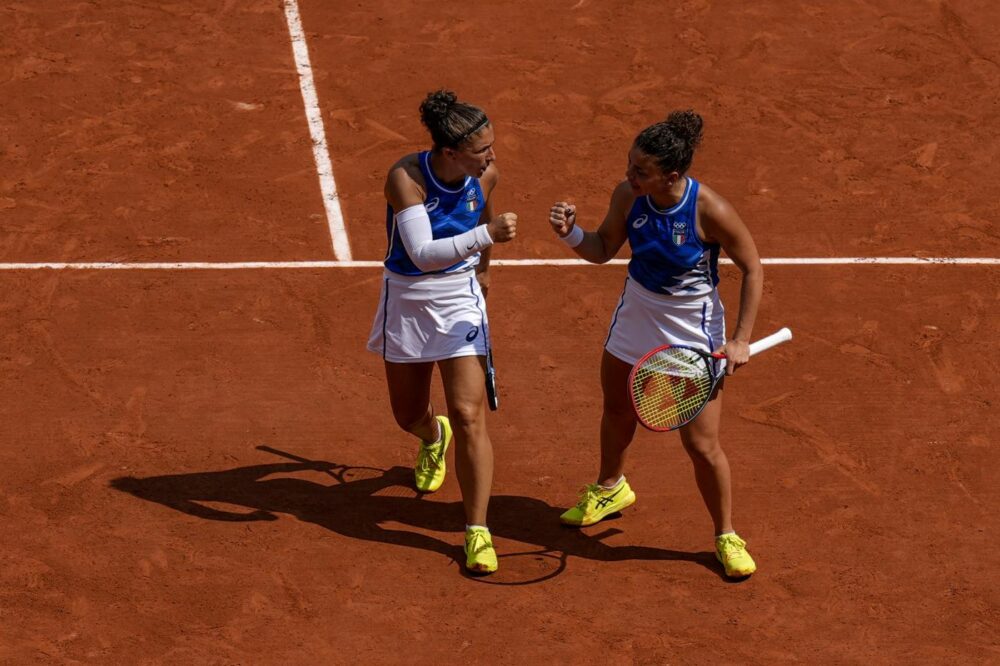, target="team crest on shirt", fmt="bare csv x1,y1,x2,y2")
671,221,688,245
464,188,478,212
